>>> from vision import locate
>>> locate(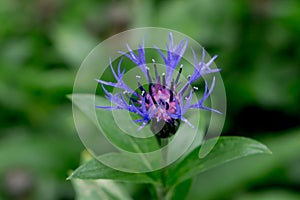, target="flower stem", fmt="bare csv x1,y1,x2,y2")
161,138,168,184
156,138,169,200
